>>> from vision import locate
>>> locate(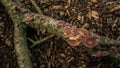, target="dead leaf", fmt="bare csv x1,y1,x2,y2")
91,0,97,3
5,39,11,47
91,11,99,19
67,0,71,4
60,11,65,16
65,0,71,8
52,5,62,10
87,10,99,20
77,15,82,21
0,22,4,26
65,5,69,9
